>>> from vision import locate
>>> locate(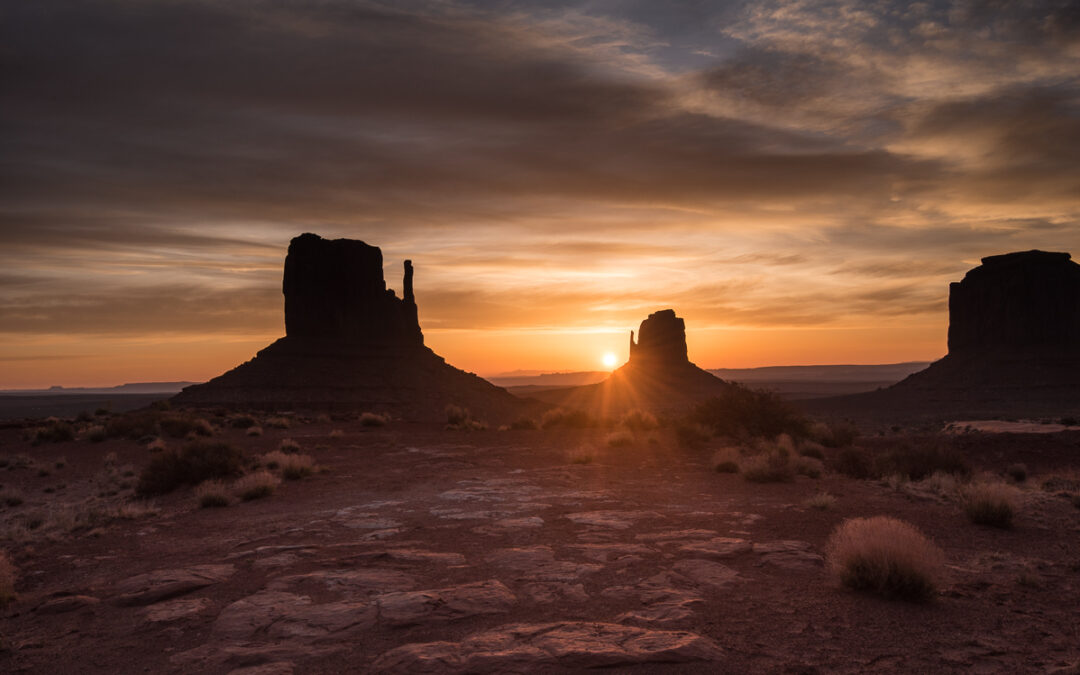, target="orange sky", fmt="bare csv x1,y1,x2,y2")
1,1,1078,388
